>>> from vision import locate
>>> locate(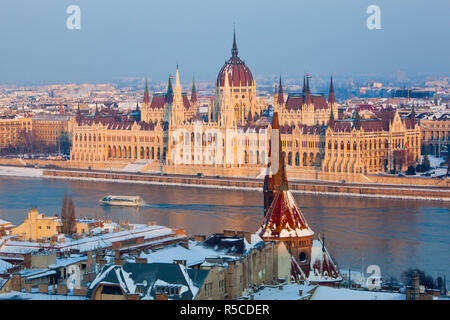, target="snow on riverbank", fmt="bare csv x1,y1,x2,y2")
0,166,448,201
0,166,43,177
